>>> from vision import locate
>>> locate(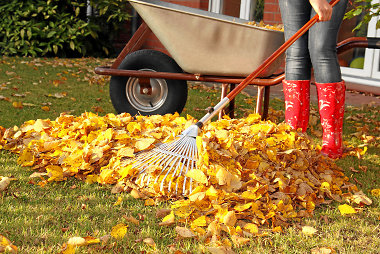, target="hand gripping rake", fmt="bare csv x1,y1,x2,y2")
133,0,341,196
